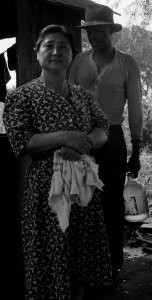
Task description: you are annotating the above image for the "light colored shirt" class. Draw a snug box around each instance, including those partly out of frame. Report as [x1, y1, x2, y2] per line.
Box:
[68, 48, 143, 140]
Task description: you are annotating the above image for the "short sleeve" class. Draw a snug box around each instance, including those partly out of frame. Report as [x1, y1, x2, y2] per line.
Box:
[87, 91, 109, 136]
[125, 55, 143, 140]
[3, 87, 34, 157]
[68, 53, 80, 85]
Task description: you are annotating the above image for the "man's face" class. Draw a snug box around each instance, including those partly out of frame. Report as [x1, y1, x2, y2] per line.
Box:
[86, 26, 112, 51]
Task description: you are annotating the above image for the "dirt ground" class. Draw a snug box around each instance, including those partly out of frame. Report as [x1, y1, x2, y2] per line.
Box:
[101, 221, 152, 300]
[102, 247, 152, 300]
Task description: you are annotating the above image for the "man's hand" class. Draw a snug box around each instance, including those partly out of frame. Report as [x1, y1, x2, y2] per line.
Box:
[126, 139, 142, 178]
[126, 154, 141, 178]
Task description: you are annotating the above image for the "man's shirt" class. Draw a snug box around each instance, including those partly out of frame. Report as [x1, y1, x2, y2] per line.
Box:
[68, 49, 143, 140]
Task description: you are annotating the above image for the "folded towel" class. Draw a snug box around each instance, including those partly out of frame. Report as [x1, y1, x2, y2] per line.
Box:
[48, 150, 104, 232]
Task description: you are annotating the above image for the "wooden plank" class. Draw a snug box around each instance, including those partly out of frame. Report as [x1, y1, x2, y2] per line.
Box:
[38, 3, 82, 51]
[142, 247, 152, 253]
[136, 237, 152, 246]
[16, 0, 38, 86]
[141, 224, 152, 229]
[140, 223, 152, 233]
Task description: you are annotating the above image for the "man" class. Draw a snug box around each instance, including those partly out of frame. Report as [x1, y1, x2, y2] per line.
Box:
[68, 3, 143, 281]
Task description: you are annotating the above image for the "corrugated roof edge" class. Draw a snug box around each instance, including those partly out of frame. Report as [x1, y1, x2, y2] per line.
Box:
[41, 0, 94, 10]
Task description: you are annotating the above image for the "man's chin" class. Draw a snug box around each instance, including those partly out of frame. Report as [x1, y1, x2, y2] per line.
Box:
[90, 43, 105, 51]
[92, 46, 105, 51]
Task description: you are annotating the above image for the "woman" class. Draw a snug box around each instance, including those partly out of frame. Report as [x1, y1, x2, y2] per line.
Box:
[3, 25, 113, 300]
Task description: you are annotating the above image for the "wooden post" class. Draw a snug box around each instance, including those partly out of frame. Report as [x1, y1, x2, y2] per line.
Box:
[0, 134, 24, 298]
[16, 0, 39, 86]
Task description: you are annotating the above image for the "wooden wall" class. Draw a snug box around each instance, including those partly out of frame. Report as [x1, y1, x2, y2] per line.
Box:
[16, 0, 82, 86]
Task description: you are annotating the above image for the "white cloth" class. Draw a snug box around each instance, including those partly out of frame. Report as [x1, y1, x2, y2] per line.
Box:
[48, 150, 104, 232]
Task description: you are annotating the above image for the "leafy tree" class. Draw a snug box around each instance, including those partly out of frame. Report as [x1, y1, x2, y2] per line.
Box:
[106, 0, 152, 28]
[112, 26, 152, 96]
[142, 93, 152, 152]
[81, 29, 91, 51]
[113, 26, 152, 153]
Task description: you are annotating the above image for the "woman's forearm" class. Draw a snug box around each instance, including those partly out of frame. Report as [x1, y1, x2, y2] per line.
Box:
[88, 127, 108, 149]
[25, 128, 108, 154]
[25, 131, 65, 154]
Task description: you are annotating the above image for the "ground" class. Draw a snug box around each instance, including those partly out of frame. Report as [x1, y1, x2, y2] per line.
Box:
[101, 221, 152, 300]
[103, 247, 152, 300]
[84, 220, 152, 300]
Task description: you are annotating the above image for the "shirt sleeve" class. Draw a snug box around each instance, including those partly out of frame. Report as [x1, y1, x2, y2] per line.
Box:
[125, 55, 143, 141]
[86, 90, 109, 137]
[68, 55, 79, 84]
[3, 87, 34, 157]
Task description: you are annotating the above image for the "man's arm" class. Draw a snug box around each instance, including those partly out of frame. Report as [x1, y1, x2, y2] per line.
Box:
[125, 55, 143, 177]
[67, 54, 79, 84]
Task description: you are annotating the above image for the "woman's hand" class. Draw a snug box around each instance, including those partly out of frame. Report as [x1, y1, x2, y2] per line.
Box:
[59, 147, 82, 161]
[63, 131, 94, 154]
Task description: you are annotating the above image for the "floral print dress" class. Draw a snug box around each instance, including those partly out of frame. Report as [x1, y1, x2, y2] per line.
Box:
[3, 78, 113, 300]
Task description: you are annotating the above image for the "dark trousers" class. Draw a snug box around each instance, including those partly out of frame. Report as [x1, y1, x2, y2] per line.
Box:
[91, 125, 127, 274]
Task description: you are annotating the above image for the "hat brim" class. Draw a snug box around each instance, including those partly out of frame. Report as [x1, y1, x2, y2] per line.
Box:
[77, 22, 122, 33]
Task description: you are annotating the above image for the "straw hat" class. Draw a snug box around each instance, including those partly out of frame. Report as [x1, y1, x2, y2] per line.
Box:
[78, 3, 122, 33]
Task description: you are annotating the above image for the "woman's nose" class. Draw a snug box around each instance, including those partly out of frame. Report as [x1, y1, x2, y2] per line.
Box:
[52, 46, 58, 55]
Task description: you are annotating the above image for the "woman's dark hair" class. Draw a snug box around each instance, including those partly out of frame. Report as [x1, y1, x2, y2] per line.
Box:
[34, 24, 78, 58]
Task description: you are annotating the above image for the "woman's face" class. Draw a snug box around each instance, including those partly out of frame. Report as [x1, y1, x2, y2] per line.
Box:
[37, 32, 73, 73]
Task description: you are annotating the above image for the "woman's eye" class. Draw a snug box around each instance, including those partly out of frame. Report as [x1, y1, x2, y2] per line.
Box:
[46, 44, 53, 49]
[60, 45, 68, 50]
[44, 44, 70, 51]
